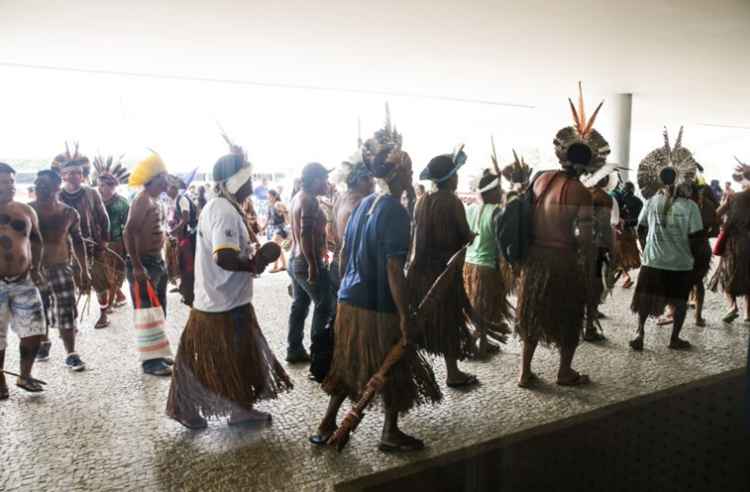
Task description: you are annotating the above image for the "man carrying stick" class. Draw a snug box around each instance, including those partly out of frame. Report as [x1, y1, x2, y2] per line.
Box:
[311, 134, 441, 453]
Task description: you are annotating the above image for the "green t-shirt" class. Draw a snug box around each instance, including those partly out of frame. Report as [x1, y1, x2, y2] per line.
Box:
[639, 193, 703, 271]
[465, 203, 500, 268]
[105, 194, 130, 243]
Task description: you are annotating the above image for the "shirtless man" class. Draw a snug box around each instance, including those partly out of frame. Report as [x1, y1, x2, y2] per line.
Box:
[57, 156, 111, 330]
[31, 170, 90, 371]
[124, 165, 170, 376]
[0, 162, 47, 398]
[286, 162, 334, 364]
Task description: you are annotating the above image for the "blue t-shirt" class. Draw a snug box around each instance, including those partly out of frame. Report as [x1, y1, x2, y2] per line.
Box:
[338, 193, 410, 313]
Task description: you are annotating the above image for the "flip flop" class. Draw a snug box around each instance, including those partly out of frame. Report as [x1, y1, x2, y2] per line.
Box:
[722, 309, 739, 324]
[378, 435, 424, 453]
[228, 411, 272, 425]
[556, 372, 591, 387]
[656, 317, 674, 326]
[0, 385, 8, 400]
[170, 414, 208, 430]
[583, 331, 606, 342]
[16, 376, 44, 393]
[94, 319, 110, 329]
[622, 279, 633, 289]
[446, 374, 479, 388]
[309, 431, 334, 446]
[695, 318, 707, 327]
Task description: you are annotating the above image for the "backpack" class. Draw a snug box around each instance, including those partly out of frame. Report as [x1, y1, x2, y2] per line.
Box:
[494, 171, 557, 265]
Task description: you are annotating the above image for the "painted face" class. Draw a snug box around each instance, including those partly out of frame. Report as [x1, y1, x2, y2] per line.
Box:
[34, 174, 60, 200]
[0, 172, 15, 203]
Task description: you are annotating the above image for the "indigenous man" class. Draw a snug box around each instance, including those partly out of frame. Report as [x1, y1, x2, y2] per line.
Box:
[631, 128, 703, 350]
[581, 164, 619, 341]
[166, 175, 198, 306]
[167, 147, 292, 430]
[463, 170, 511, 357]
[408, 148, 478, 388]
[312, 139, 441, 452]
[0, 162, 46, 398]
[515, 85, 604, 388]
[330, 151, 375, 286]
[286, 162, 335, 364]
[615, 182, 643, 289]
[52, 145, 111, 330]
[711, 158, 750, 323]
[93, 156, 130, 311]
[30, 170, 90, 371]
[124, 153, 171, 376]
[499, 152, 533, 293]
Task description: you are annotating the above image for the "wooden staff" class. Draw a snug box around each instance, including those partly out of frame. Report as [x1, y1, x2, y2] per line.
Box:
[1, 369, 47, 386]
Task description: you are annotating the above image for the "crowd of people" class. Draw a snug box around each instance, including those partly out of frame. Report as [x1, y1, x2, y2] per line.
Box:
[1, 87, 749, 454]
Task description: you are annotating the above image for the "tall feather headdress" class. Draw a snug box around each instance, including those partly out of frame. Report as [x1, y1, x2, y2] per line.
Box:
[51, 141, 91, 176]
[362, 102, 407, 180]
[91, 154, 129, 185]
[637, 126, 699, 199]
[732, 156, 750, 184]
[501, 149, 533, 185]
[553, 82, 610, 173]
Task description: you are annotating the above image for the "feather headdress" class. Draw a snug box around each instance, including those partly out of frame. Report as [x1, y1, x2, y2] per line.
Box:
[637, 126, 699, 199]
[732, 156, 750, 185]
[91, 154, 129, 185]
[362, 103, 408, 181]
[52, 141, 90, 175]
[553, 82, 610, 173]
[501, 149, 533, 185]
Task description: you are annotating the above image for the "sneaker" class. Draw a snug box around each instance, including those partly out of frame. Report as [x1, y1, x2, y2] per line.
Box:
[65, 353, 86, 372]
[36, 341, 52, 362]
[143, 359, 172, 377]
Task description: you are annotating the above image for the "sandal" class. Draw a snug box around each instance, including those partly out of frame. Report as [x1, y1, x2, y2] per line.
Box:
[556, 372, 591, 387]
[94, 319, 110, 329]
[695, 318, 706, 327]
[16, 376, 45, 393]
[668, 338, 691, 350]
[309, 431, 334, 446]
[378, 434, 425, 453]
[622, 278, 634, 289]
[446, 373, 479, 388]
[583, 331, 606, 342]
[0, 384, 8, 400]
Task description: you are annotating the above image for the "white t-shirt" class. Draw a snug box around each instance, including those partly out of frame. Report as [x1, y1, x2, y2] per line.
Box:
[193, 197, 254, 312]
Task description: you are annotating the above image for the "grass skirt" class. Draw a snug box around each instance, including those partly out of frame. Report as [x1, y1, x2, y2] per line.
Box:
[499, 256, 519, 295]
[407, 261, 475, 359]
[631, 266, 691, 317]
[615, 228, 641, 271]
[322, 303, 442, 415]
[463, 263, 512, 340]
[515, 246, 585, 347]
[709, 231, 750, 297]
[166, 303, 292, 420]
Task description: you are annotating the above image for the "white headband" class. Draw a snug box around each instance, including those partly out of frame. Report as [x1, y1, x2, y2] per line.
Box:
[225, 165, 254, 194]
[478, 177, 500, 193]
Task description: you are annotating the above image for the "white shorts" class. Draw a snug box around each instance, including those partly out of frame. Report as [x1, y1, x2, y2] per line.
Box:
[0, 276, 46, 351]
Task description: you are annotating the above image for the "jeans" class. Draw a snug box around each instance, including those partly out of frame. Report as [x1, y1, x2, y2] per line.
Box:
[287, 255, 335, 357]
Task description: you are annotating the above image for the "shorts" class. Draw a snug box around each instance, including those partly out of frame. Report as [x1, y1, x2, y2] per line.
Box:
[40, 264, 78, 332]
[0, 276, 46, 351]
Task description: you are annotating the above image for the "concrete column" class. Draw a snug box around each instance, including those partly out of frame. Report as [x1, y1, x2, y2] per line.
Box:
[609, 93, 633, 181]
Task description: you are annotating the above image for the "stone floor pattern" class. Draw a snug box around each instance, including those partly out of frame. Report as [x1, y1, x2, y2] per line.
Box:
[1, 272, 748, 491]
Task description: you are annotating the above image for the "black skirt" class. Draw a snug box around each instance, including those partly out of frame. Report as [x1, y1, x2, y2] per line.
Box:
[631, 266, 691, 317]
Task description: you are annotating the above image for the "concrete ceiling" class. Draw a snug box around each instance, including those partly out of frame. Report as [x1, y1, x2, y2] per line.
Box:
[2, 0, 749, 125]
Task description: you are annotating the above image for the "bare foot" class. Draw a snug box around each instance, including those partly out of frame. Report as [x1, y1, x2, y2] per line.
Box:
[517, 372, 538, 388]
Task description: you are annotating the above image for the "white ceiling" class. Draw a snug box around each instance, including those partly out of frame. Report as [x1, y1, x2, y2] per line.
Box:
[2, 0, 749, 125]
